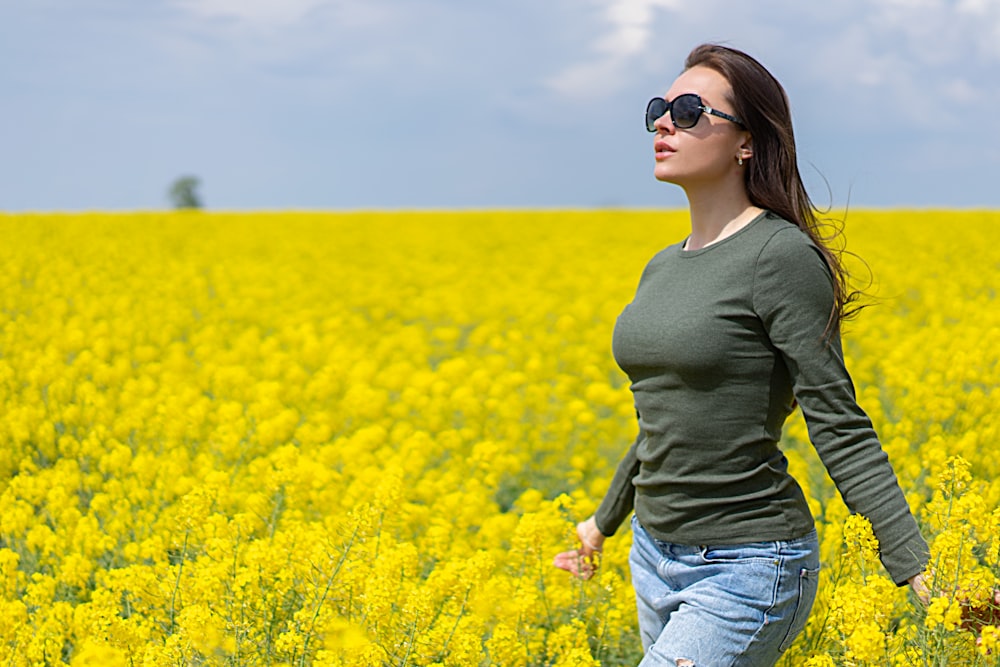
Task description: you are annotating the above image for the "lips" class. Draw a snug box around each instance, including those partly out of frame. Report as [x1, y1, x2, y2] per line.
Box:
[654, 140, 676, 160]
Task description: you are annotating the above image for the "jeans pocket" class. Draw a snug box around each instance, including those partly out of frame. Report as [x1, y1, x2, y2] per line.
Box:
[700, 543, 779, 564]
[778, 566, 820, 652]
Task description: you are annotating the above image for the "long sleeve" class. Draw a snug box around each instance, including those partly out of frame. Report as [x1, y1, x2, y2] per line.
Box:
[752, 228, 929, 585]
[594, 429, 643, 536]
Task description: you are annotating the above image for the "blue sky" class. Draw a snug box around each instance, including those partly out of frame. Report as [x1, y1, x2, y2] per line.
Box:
[2, 0, 999, 211]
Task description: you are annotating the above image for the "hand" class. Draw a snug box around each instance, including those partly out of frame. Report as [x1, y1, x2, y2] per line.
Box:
[909, 572, 930, 605]
[962, 588, 1000, 634]
[553, 516, 606, 580]
[909, 572, 1000, 640]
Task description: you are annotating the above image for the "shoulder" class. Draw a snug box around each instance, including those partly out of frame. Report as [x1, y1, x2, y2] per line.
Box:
[637, 241, 683, 278]
[751, 213, 835, 317]
[754, 213, 831, 279]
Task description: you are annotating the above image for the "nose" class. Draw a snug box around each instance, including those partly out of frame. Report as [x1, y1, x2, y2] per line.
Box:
[653, 111, 675, 133]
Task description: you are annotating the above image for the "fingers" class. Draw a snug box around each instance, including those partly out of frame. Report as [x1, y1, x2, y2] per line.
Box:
[961, 588, 1000, 631]
[576, 517, 606, 557]
[552, 515, 606, 580]
[553, 549, 597, 580]
[909, 572, 930, 606]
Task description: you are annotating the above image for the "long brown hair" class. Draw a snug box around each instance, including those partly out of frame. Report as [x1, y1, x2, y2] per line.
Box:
[684, 43, 863, 333]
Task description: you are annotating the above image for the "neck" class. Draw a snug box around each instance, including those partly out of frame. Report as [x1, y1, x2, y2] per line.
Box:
[683, 182, 761, 251]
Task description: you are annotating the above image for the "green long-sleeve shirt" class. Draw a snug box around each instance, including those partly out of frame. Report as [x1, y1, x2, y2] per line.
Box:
[595, 211, 928, 585]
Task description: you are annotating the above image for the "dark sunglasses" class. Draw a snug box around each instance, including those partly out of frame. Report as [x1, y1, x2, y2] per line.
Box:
[645, 94, 744, 131]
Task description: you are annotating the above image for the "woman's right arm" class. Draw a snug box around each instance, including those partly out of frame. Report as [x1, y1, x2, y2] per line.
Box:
[593, 430, 642, 536]
[554, 430, 642, 578]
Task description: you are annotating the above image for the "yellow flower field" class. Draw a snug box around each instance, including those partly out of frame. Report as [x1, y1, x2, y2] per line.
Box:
[0, 210, 998, 666]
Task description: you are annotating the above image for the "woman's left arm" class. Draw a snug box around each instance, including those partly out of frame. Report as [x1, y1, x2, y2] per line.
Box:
[752, 227, 930, 586]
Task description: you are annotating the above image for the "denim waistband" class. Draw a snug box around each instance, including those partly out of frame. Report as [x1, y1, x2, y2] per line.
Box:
[633, 515, 818, 555]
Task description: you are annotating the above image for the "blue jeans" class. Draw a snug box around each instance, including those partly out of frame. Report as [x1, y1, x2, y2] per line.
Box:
[629, 515, 820, 666]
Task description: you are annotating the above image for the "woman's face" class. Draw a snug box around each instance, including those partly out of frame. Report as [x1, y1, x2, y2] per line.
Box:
[651, 65, 749, 188]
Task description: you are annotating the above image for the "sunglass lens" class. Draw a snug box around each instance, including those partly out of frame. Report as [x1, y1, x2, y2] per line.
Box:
[671, 94, 702, 129]
[646, 98, 667, 132]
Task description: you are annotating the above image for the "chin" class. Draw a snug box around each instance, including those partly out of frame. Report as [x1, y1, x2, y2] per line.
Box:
[653, 168, 680, 185]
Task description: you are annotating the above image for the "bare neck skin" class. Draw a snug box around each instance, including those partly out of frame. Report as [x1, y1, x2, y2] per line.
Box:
[683, 179, 763, 251]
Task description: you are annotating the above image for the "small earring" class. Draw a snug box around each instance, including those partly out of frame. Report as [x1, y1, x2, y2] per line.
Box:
[737, 155, 744, 166]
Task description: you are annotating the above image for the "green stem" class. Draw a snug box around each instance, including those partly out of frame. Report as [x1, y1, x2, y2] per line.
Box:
[168, 529, 190, 634]
[439, 588, 471, 657]
[298, 525, 359, 666]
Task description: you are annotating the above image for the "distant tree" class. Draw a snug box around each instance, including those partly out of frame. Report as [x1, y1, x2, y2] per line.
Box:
[168, 175, 203, 209]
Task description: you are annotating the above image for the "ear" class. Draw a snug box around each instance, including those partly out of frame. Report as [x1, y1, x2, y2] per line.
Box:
[738, 135, 753, 161]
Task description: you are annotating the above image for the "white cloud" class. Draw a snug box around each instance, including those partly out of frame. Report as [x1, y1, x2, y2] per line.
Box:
[871, 0, 1000, 65]
[547, 0, 681, 98]
[942, 77, 979, 104]
[170, 0, 330, 25]
[547, 0, 1000, 110]
[168, 0, 392, 31]
[546, 58, 627, 99]
[956, 0, 1000, 59]
[599, 0, 681, 57]
[748, 0, 1000, 130]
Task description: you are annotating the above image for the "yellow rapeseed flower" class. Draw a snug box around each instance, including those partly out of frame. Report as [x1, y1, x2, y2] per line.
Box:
[0, 210, 996, 665]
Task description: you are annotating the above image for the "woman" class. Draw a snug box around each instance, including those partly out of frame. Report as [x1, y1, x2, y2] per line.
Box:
[553, 44, 929, 665]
